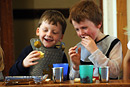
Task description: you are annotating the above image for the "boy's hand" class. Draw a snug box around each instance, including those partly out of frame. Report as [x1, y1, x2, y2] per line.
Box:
[23, 51, 40, 68]
[81, 36, 98, 53]
[68, 46, 81, 70]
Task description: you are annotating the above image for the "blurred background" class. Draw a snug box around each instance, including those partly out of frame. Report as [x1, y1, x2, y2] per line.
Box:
[0, 0, 130, 76]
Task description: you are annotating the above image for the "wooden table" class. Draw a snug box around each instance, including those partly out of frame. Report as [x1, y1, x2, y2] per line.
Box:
[0, 80, 130, 87]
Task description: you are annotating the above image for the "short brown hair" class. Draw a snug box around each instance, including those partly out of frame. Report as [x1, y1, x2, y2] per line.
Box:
[69, 0, 102, 26]
[38, 10, 67, 34]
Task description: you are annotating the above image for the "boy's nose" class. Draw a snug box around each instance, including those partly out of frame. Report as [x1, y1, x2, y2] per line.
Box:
[79, 29, 85, 36]
[46, 31, 52, 36]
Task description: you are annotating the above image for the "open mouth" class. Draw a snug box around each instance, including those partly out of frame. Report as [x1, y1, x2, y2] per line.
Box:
[44, 38, 53, 42]
[81, 36, 85, 38]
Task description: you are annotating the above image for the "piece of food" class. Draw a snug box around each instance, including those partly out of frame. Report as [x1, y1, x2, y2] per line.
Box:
[92, 78, 96, 83]
[34, 41, 41, 48]
[45, 79, 51, 82]
[38, 51, 44, 58]
[74, 78, 80, 83]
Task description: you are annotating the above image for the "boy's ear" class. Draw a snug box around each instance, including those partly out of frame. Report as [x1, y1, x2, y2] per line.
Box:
[97, 22, 102, 29]
[36, 28, 39, 36]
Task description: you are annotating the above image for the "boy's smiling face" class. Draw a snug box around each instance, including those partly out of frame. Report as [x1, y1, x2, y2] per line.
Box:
[36, 21, 63, 47]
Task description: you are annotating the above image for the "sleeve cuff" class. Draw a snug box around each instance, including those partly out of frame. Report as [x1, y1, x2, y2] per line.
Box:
[69, 67, 79, 80]
[72, 67, 79, 73]
[17, 60, 28, 73]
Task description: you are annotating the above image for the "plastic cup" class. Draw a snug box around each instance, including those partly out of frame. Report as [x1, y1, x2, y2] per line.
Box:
[53, 63, 68, 81]
[79, 65, 93, 83]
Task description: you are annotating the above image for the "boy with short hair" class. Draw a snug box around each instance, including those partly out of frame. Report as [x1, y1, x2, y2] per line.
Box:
[68, 0, 122, 79]
[9, 10, 68, 78]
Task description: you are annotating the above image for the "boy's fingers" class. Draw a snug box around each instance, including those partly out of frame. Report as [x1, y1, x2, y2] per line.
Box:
[30, 57, 40, 62]
[68, 50, 76, 55]
[69, 46, 77, 51]
[30, 62, 38, 66]
[68, 46, 77, 54]
[70, 54, 77, 59]
[78, 47, 81, 55]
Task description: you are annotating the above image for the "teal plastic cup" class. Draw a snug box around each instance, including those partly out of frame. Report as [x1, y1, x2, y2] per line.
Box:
[79, 65, 93, 83]
[53, 63, 68, 81]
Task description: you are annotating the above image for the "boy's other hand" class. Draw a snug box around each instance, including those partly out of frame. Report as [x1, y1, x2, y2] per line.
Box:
[68, 46, 81, 70]
[23, 51, 40, 68]
[81, 36, 98, 53]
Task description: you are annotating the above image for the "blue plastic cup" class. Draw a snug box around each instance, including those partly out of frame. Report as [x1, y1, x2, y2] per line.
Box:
[53, 63, 68, 81]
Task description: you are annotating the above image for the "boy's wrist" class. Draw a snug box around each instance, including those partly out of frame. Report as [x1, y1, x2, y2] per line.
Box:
[73, 65, 79, 71]
[90, 48, 98, 54]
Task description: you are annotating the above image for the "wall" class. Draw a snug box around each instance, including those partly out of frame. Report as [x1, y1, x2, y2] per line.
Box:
[103, 0, 117, 37]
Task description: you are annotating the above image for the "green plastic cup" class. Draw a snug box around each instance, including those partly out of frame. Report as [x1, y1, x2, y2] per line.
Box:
[79, 65, 93, 83]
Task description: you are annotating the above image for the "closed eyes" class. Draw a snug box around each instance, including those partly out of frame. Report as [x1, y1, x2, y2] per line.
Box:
[81, 27, 87, 29]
